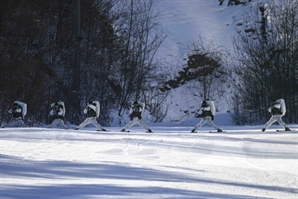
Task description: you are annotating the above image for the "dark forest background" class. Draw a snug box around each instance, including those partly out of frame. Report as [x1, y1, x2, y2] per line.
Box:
[0, 0, 297, 126]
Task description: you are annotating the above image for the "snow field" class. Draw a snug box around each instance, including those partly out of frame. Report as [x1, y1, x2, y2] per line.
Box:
[1, 126, 297, 198]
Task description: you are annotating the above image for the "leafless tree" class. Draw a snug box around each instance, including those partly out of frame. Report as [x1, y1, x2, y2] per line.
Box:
[161, 37, 231, 103]
[186, 38, 231, 101]
[232, 0, 298, 124]
[113, 0, 168, 117]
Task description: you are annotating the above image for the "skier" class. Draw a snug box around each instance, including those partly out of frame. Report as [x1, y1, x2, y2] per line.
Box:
[262, 99, 291, 132]
[2, 101, 27, 127]
[191, 100, 222, 133]
[47, 102, 68, 129]
[121, 101, 152, 133]
[75, 101, 107, 131]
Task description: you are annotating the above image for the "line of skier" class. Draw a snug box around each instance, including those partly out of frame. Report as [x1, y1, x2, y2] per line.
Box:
[1, 100, 152, 132]
[1, 98, 292, 132]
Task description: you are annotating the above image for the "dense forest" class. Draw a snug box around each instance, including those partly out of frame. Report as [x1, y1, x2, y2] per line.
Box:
[0, 0, 168, 126]
[0, 0, 297, 126]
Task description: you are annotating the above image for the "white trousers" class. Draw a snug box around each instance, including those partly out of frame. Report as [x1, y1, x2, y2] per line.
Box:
[77, 117, 104, 130]
[3, 118, 26, 127]
[122, 117, 150, 131]
[193, 117, 220, 130]
[48, 119, 68, 129]
[264, 115, 287, 129]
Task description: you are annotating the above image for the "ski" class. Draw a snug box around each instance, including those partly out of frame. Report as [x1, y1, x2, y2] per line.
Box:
[209, 131, 225, 133]
[121, 130, 152, 133]
[276, 130, 293, 132]
[97, 129, 109, 132]
[191, 130, 224, 133]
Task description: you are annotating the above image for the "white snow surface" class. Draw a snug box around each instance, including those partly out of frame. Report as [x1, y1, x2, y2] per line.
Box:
[2, 1, 297, 198]
[156, 0, 238, 62]
[1, 123, 297, 199]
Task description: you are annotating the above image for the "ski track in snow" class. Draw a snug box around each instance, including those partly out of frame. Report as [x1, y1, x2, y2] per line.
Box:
[0, 126, 297, 199]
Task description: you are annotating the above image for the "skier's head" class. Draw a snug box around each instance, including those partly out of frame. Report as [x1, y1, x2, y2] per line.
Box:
[88, 101, 96, 106]
[133, 101, 138, 106]
[53, 102, 58, 108]
[13, 103, 20, 110]
[87, 101, 92, 105]
[13, 103, 18, 109]
[202, 100, 207, 106]
[271, 99, 277, 105]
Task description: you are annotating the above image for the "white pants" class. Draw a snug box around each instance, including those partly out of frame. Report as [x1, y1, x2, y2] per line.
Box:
[122, 117, 150, 131]
[48, 119, 68, 129]
[77, 117, 104, 130]
[3, 118, 26, 127]
[264, 115, 287, 129]
[193, 117, 220, 130]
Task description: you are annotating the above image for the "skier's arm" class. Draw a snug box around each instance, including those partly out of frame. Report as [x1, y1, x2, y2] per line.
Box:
[198, 108, 203, 115]
[128, 107, 133, 114]
[50, 106, 58, 115]
[50, 109, 55, 115]
[58, 108, 64, 116]
[15, 107, 22, 113]
[138, 107, 142, 119]
[203, 106, 211, 111]
[83, 108, 88, 114]
[88, 104, 96, 111]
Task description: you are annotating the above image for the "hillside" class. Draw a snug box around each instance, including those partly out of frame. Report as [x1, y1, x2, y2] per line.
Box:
[153, 0, 249, 123]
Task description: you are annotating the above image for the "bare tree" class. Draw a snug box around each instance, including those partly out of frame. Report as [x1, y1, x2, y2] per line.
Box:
[161, 37, 231, 103]
[186, 38, 231, 101]
[0, 0, 169, 126]
[77, 0, 120, 125]
[232, 0, 298, 124]
[113, 0, 168, 117]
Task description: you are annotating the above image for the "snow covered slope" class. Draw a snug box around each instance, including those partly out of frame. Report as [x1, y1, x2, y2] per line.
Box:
[156, 0, 240, 62]
[1, 125, 297, 198]
[153, 0, 250, 122]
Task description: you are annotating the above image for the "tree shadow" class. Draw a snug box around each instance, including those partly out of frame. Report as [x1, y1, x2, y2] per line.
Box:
[1, 154, 296, 199]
